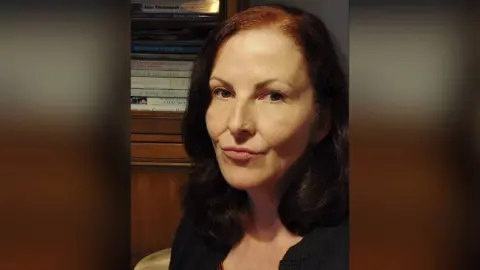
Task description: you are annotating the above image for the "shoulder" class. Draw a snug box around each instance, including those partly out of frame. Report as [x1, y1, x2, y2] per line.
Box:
[169, 216, 228, 270]
[309, 219, 349, 269]
[169, 217, 202, 270]
[282, 219, 349, 270]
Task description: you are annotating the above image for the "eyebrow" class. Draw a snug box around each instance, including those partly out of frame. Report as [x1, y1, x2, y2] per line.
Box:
[209, 76, 293, 90]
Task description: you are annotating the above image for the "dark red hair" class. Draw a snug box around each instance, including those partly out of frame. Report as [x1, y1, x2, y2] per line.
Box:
[181, 4, 349, 249]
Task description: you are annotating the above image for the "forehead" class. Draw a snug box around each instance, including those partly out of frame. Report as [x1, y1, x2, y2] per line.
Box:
[211, 28, 309, 88]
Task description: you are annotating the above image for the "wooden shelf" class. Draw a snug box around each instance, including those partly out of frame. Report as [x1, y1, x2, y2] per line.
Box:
[132, 142, 188, 160]
[131, 110, 184, 120]
[131, 110, 184, 135]
[131, 133, 183, 143]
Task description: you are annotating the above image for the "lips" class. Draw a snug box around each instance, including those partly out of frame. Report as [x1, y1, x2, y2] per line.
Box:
[221, 146, 263, 161]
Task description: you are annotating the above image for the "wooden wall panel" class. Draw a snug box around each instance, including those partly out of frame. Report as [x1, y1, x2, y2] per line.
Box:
[131, 143, 188, 161]
[131, 112, 183, 135]
[131, 165, 189, 267]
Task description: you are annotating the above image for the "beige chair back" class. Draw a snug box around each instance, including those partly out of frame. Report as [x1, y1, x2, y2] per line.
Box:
[134, 248, 171, 270]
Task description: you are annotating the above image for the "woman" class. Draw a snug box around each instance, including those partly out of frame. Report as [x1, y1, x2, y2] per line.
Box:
[170, 4, 348, 270]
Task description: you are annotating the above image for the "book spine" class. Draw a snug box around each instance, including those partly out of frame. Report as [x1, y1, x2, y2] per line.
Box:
[144, 97, 187, 105]
[131, 104, 186, 112]
[131, 97, 187, 112]
[131, 89, 189, 98]
[131, 96, 187, 104]
[139, 10, 215, 15]
[131, 53, 197, 61]
[140, 6, 196, 14]
[131, 69, 191, 78]
[140, 2, 219, 13]
[131, 40, 204, 46]
[131, 44, 201, 54]
[131, 59, 193, 71]
[131, 13, 217, 19]
[131, 77, 190, 90]
[131, 13, 219, 23]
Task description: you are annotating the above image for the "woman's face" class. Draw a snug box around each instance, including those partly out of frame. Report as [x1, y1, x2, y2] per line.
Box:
[206, 28, 322, 192]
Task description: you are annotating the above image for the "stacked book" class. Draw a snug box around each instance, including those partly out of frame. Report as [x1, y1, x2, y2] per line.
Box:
[131, 0, 220, 21]
[131, 56, 193, 112]
[130, 0, 221, 112]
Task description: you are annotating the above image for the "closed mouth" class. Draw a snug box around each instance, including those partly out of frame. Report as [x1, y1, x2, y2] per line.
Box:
[220, 146, 264, 161]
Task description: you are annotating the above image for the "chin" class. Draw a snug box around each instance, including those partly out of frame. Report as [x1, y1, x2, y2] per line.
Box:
[219, 168, 270, 191]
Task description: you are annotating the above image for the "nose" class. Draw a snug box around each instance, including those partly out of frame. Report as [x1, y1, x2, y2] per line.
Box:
[227, 100, 256, 141]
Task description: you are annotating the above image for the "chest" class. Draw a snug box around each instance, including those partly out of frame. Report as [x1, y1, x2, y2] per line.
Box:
[223, 247, 284, 270]
[220, 237, 301, 270]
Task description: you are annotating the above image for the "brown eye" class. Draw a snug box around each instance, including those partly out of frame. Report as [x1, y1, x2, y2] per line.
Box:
[213, 88, 233, 99]
[260, 91, 285, 103]
[268, 92, 284, 102]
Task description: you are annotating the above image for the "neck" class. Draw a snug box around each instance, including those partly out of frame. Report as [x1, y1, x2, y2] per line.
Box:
[245, 188, 285, 242]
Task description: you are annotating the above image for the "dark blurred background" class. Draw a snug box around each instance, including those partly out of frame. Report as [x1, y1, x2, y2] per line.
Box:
[0, 1, 131, 270]
[0, 0, 477, 270]
[349, 1, 478, 270]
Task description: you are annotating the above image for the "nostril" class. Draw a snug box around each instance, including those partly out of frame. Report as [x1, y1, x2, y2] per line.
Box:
[231, 130, 252, 144]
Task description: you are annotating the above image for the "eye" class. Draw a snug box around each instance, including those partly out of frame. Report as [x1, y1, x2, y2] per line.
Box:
[261, 91, 285, 103]
[212, 87, 234, 99]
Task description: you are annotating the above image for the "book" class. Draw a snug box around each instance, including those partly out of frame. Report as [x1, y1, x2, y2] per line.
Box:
[131, 0, 220, 14]
[131, 69, 192, 78]
[132, 29, 210, 42]
[131, 96, 187, 111]
[131, 59, 194, 71]
[131, 0, 220, 21]
[131, 104, 186, 112]
[131, 89, 189, 98]
[131, 44, 202, 54]
[131, 13, 218, 21]
[130, 0, 221, 112]
[131, 39, 205, 46]
[131, 77, 191, 89]
[131, 53, 197, 61]
[131, 96, 187, 104]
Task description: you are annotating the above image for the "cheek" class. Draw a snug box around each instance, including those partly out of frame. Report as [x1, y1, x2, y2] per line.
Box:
[261, 120, 312, 161]
[205, 102, 229, 140]
[256, 106, 315, 155]
[256, 116, 313, 184]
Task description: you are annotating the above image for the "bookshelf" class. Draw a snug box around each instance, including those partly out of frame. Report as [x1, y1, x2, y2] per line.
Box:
[130, 1, 249, 268]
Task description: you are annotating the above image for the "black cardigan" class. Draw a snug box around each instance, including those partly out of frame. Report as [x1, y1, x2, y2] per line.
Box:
[169, 217, 349, 270]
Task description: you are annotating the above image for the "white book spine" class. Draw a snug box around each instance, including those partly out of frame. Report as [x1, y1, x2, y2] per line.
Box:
[131, 60, 193, 71]
[131, 77, 191, 90]
[141, 5, 189, 13]
[131, 89, 189, 98]
[131, 104, 186, 112]
[146, 97, 187, 106]
[131, 69, 192, 78]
